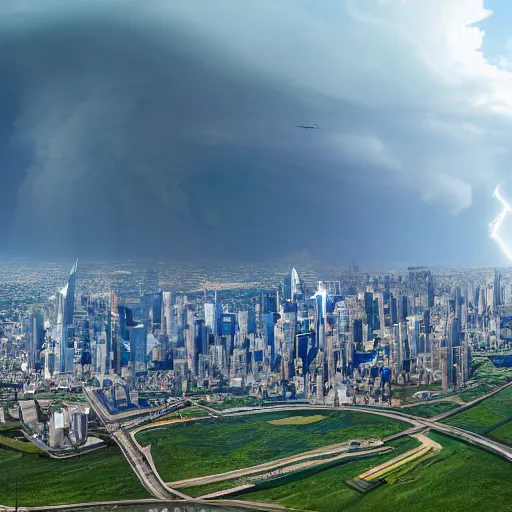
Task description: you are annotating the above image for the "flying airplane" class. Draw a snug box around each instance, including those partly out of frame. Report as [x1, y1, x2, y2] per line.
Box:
[297, 123, 320, 129]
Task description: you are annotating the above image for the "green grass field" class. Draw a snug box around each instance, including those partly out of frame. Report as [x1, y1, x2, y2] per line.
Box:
[158, 406, 209, 421]
[0, 445, 150, 507]
[443, 385, 512, 435]
[470, 358, 512, 387]
[488, 421, 512, 444]
[240, 433, 511, 512]
[0, 422, 22, 433]
[400, 401, 459, 418]
[183, 436, 420, 498]
[456, 383, 493, 403]
[198, 396, 264, 410]
[136, 410, 409, 482]
[0, 434, 43, 454]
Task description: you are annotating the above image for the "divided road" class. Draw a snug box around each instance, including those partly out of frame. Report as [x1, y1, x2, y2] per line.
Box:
[83, 387, 187, 500]
[168, 440, 387, 489]
[432, 379, 512, 421]
[198, 402, 512, 464]
[82, 383, 512, 506]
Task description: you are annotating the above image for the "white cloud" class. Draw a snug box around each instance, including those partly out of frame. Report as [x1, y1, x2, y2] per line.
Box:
[331, 133, 402, 172]
[421, 173, 472, 214]
[4, 0, 512, 220]
[154, 0, 512, 215]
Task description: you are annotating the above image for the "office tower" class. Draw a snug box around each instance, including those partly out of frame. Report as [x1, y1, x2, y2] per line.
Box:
[398, 295, 409, 322]
[364, 292, 374, 339]
[64, 259, 78, 327]
[118, 305, 136, 341]
[204, 302, 215, 330]
[141, 293, 162, 333]
[108, 294, 119, 374]
[424, 308, 431, 335]
[161, 291, 173, 336]
[494, 269, 502, 314]
[337, 301, 349, 333]
[28, 310, 44, 370]
[353, 318, 363, 349]
[52, 259, 78, 374]
[238, 311, 249, 339]
[312, 284, 327, 349]
[283, 272, 292, 302]
[261, 292, 278, 315]
[391, 296, 398, 325]
[427, 271, 435, 308]
[374, 293, 384, 331]
[220, 313, 237, 358]
[129, 324, 147, 368]
[193, 319, 208, 373]
[291, 268, 301, 300]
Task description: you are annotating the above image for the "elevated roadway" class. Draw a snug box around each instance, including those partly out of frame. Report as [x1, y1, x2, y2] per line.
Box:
[0, 498, 290, 512]
[168, 439, 387, 489]
[79, 385, 512, 508]
[83, 387, 187, 500]
[191, 401, 512, 463]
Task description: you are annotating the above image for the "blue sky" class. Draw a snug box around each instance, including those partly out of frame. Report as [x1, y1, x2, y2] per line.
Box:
[480, 0, 512, 57]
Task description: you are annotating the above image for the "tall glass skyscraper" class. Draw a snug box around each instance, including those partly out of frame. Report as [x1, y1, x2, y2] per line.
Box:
[53, 259, 78, 374]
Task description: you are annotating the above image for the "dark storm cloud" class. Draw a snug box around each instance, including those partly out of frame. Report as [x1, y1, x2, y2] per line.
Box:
[1, 1, 511, 266]
[0, 5, 389, 263]
[0, 8, 345, 260]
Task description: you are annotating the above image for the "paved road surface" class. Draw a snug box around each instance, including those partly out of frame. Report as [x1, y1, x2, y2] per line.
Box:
[1, 498, 290, 512]
[432, 379, 512, 421]
[83, 387, 187, 500]
[168, 440, 385, 489]
[193, 402, 512, 463]
[77, 384, 512, 510]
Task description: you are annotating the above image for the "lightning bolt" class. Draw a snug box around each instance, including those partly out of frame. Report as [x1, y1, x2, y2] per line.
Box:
[489, 185, 512, 261]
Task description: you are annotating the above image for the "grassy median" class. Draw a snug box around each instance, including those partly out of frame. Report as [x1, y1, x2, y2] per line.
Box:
[240, 433, 511, 511]
[136, 410, 410, 482]
[443, 385, 512, 436]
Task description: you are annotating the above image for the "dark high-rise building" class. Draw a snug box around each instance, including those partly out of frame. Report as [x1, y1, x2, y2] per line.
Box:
[427, 271, 435, 308]
[141, 293, 162, 333]
[262, 293, 278, 314]
[364, 292, 374, 338]
[401, 295, 409, 322]
[28, 311, 44, 370]
[373, 297, 380, 331]
[353, 318, 363, 348]
[283, 272, 292, 302]
[494, 269, 502, 313]
[129, 324, 147, 365]
[391, 296, 398, 324]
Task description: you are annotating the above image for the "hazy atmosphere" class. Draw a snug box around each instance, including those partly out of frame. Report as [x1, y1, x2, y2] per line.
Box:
[2, 0, 512, 265]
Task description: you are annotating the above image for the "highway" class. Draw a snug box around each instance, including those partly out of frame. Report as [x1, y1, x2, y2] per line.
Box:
[346, 405, 512, 463]
[432, 379, 512, 421]
[82, 387, 188, 500]
[191, 400, 512, 464]
[79, 383, 512, 508]
[0, 498, 291, 512]
[168, 439, 387, 489]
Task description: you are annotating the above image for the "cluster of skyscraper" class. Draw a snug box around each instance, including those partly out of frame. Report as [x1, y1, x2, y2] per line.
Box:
[23, 261, 512, 404]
